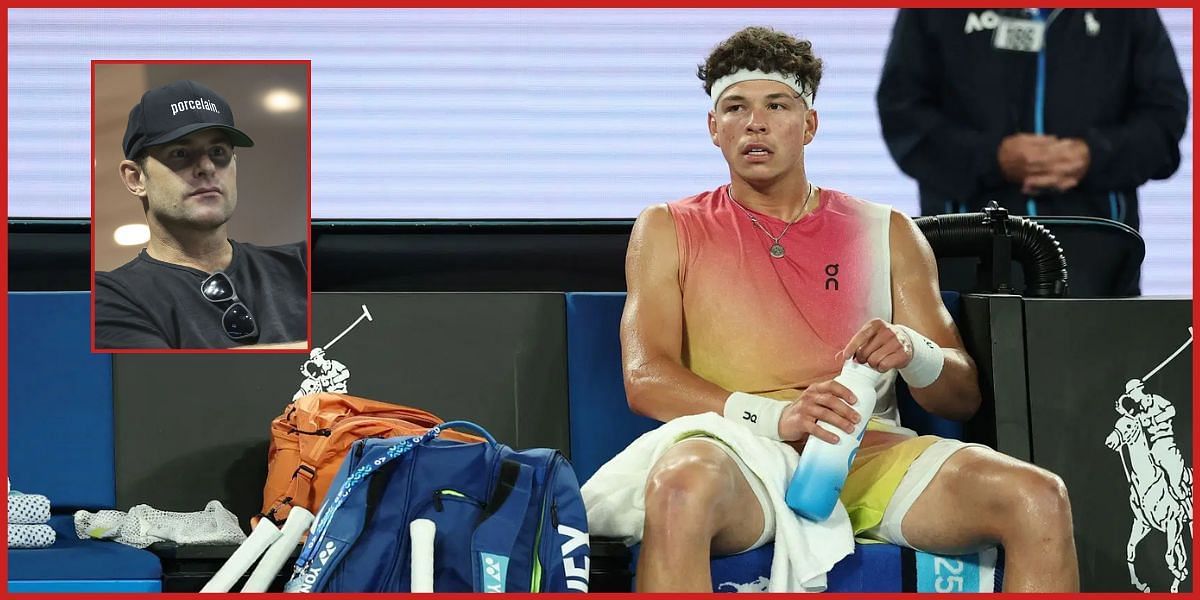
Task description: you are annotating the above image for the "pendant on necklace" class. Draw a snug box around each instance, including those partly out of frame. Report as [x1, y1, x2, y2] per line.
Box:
[770, 243, 786, 258]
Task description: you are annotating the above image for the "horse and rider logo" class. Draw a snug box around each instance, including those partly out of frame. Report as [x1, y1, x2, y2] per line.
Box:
[292, 305, 373, 401]
[1105, 327, 1193, 593]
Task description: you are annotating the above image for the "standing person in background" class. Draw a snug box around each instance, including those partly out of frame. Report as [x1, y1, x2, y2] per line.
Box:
[876, 9, 1188, 292]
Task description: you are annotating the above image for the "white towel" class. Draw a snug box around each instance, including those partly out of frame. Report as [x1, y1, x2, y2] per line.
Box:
[581, 412, 854, 592]
[8, 492, 52, 524]
[9, 524, 56, 549]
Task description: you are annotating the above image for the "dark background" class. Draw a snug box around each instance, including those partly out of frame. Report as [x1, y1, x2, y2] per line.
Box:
[1025, 298, 1192, 593]
[112, 292, 570, 527]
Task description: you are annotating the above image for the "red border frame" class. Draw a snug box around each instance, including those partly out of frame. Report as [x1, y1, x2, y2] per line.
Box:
[89, 59, 313, 354]
[1, 5, 1196, 599]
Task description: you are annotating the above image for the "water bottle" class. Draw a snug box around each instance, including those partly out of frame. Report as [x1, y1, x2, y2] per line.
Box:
[785, 359, 885, 520]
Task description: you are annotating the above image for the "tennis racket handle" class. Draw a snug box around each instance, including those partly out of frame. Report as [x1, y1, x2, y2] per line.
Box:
[409, 518, 436, 592]
[201, 519, 282, 593]
[241, 507, 315, 592]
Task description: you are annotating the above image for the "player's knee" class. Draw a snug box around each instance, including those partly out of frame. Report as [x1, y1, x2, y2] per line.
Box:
[1006, 467, 1073, 532]
[644, 451, 734, 523]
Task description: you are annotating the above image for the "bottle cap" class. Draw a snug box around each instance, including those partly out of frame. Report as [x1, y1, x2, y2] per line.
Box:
[841, 358, 886, 383]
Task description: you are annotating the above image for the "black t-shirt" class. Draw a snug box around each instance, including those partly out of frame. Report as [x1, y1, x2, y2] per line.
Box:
[95, 240, 308, 349]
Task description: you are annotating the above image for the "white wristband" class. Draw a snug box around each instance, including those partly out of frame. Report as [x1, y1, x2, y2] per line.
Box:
[897, 325, 945, 389]
[723, 392, 785, 440]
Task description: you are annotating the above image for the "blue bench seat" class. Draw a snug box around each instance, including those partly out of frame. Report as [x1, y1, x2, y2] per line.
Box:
[7, 292, 162, 592]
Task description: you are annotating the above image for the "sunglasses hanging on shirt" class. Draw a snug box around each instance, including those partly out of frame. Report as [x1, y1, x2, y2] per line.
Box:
[200, 271, 259, 343]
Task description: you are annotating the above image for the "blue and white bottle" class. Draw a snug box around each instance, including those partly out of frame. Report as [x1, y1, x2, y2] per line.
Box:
[785, 359, 885, 520]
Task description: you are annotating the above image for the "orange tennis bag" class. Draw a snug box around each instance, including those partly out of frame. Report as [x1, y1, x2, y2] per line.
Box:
[256, 392, 483, 526]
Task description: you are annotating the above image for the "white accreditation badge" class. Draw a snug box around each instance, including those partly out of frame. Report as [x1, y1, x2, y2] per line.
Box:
[992, 17, 1045, 53]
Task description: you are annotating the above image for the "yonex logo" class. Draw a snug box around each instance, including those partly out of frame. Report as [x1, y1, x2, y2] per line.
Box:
[318, 541, 337, 565]
[480, 553, 509, 592]
[289, 566, 322, 593]
[558, 524, 590, 592]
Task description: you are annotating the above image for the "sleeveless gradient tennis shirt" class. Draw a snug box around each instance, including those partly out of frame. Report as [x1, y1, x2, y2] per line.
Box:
[668, 184, 909, 431]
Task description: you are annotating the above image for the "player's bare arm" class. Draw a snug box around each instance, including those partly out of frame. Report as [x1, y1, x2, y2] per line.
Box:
[839, 210, 981, 421]
[621, 204, 732, 422]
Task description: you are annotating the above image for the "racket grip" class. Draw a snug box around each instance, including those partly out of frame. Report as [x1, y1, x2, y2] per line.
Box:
[201, 519, 282, 593]
[241, 507, 315, 592]
[409, 518, 436, 592]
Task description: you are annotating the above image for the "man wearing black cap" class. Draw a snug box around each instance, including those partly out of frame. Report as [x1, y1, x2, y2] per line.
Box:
[95, 80, 307, 349]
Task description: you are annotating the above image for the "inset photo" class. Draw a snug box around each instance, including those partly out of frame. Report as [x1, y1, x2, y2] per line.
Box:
[92, 61, 311, 351]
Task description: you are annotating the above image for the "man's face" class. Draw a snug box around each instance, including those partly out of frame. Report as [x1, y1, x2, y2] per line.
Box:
[708, 79, 817, 186]
[128, 129, 238, 231]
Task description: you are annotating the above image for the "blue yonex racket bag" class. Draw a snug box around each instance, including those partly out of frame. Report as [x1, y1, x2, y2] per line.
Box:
[285, 421, 590, 593]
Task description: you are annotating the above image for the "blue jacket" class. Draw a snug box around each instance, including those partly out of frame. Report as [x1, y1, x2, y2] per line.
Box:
[877, 9, 1188, 229]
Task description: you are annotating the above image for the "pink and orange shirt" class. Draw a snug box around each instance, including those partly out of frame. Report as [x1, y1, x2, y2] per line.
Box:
[668, 185, 909, 431]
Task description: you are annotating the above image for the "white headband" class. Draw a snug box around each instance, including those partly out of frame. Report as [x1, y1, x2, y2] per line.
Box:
[710, 69, 813, 109]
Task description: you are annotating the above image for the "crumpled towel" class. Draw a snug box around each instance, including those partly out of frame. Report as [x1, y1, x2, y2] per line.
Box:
[74, 499, 247, 549]
[581, 412, 854, 592]
[8, 492, 52, 524]
[9, 524, 56, 549]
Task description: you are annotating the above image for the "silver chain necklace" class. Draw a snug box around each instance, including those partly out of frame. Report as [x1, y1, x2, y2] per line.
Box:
[733, 183, 815, 259]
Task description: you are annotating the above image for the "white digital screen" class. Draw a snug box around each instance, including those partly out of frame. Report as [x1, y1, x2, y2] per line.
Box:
[7, 8, 1193, 294]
